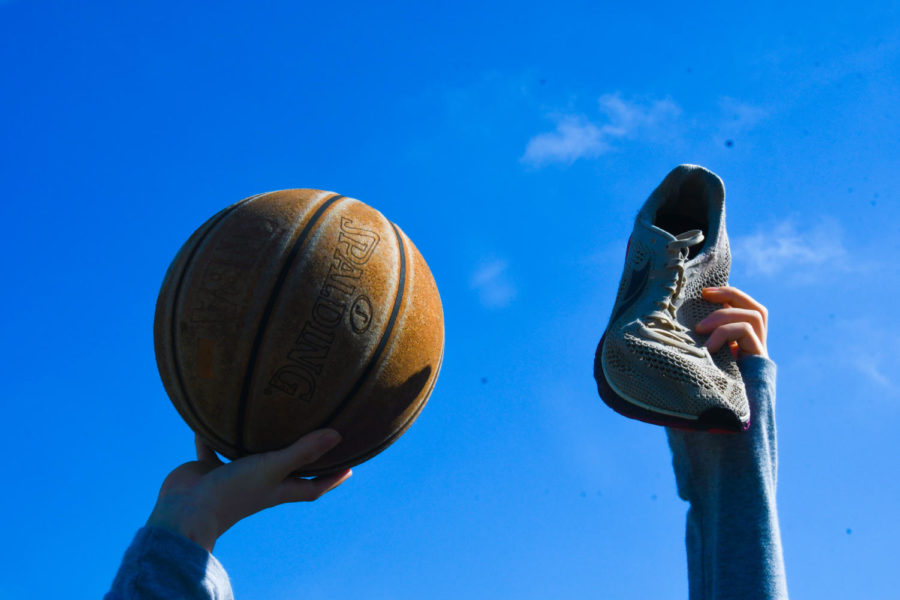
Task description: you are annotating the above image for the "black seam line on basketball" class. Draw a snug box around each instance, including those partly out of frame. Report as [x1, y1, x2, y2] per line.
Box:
[169, 195, 262, 455]
[234, 194, 346, 453]
[321, 221, 407, 430]
[304, 349, 439, 476]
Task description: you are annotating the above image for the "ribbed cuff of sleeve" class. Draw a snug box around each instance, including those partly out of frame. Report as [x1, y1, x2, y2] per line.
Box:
[737, 354, 777, 388]
[105, 526, 233, 600]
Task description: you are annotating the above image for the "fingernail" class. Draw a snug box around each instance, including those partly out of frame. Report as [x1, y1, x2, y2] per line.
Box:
[702, 287, 718, 293]
[695, 321, 708, 332]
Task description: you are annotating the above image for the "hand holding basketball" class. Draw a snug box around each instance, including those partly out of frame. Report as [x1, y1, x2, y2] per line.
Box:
[146, 429, 352, 552]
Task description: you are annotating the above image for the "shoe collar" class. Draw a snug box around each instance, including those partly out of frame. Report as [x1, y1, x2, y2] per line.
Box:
[636, 164, 727, 258]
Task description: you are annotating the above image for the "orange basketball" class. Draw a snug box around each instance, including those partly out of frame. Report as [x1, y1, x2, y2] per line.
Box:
[153, 190, 444, 475]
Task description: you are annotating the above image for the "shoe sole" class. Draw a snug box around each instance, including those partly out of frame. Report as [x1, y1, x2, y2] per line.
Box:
[594, 333, 747, 433]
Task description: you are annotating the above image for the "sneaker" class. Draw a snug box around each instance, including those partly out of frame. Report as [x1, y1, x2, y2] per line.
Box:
[593, 165, 749, 432]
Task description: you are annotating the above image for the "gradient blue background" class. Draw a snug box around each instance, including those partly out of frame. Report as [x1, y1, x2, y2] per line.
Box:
[2, 1, 898, 598]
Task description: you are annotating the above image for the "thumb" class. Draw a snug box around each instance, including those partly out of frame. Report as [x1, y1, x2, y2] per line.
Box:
[274, 469, 353, 505]
[265, 429, 343, 479]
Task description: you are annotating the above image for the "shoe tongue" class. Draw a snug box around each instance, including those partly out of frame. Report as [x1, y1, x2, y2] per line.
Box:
[642, 221, 707, 261]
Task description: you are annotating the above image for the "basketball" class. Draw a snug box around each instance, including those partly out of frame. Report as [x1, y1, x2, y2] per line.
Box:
[153, 190, 444, 476]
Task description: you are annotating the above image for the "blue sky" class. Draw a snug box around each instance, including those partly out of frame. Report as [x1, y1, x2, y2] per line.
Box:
[1, 1, 898, 598]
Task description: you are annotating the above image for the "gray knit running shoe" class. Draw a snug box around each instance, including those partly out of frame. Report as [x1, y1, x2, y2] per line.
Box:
[593, 165, 749, 432]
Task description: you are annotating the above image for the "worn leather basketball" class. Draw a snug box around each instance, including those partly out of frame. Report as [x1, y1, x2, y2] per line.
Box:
[153, 190, 444, 475]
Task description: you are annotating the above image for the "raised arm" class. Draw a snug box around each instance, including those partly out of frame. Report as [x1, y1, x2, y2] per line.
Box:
[667, 286, 788, 600]
[106, 429, 351, 599]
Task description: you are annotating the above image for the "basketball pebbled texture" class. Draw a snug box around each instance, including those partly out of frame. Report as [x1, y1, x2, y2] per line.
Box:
[153, 190, 444, 476]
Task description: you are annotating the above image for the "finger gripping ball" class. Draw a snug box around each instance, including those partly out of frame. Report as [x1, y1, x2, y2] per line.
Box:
[153, 190, 444, 475]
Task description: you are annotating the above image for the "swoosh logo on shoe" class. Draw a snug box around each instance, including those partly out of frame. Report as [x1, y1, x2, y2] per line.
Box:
[610, 259, 650, 326]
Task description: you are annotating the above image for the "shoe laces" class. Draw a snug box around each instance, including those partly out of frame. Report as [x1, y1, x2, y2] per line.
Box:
[644, 229, 705, 346]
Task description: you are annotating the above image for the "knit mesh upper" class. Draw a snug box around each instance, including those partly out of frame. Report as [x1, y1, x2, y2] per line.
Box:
[599, 165, 749, 427]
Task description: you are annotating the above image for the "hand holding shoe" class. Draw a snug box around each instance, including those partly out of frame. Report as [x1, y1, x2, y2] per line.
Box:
[696, 287, 769, 359]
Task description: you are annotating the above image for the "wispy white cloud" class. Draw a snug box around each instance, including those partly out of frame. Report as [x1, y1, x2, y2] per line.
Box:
[853, 356, 893, 389]
[597, 93, 682, 138]
[731, 217, 857, 283]
[470, 258, 516, 309]
[716, 97, 769, 134]
[521, 93, 680, 166]
[835, 318, 900, 397]
[789, 315, 900, 406]
[520, 116, 610, 166]
[521, 92, 771, 165]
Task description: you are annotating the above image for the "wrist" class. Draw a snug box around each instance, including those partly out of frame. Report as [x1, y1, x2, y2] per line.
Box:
[146, 495, 219, 553]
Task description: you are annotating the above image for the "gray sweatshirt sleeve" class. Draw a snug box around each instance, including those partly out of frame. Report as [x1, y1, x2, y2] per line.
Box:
[105, 526, 234, 600]
[666, 355, 788, 600]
